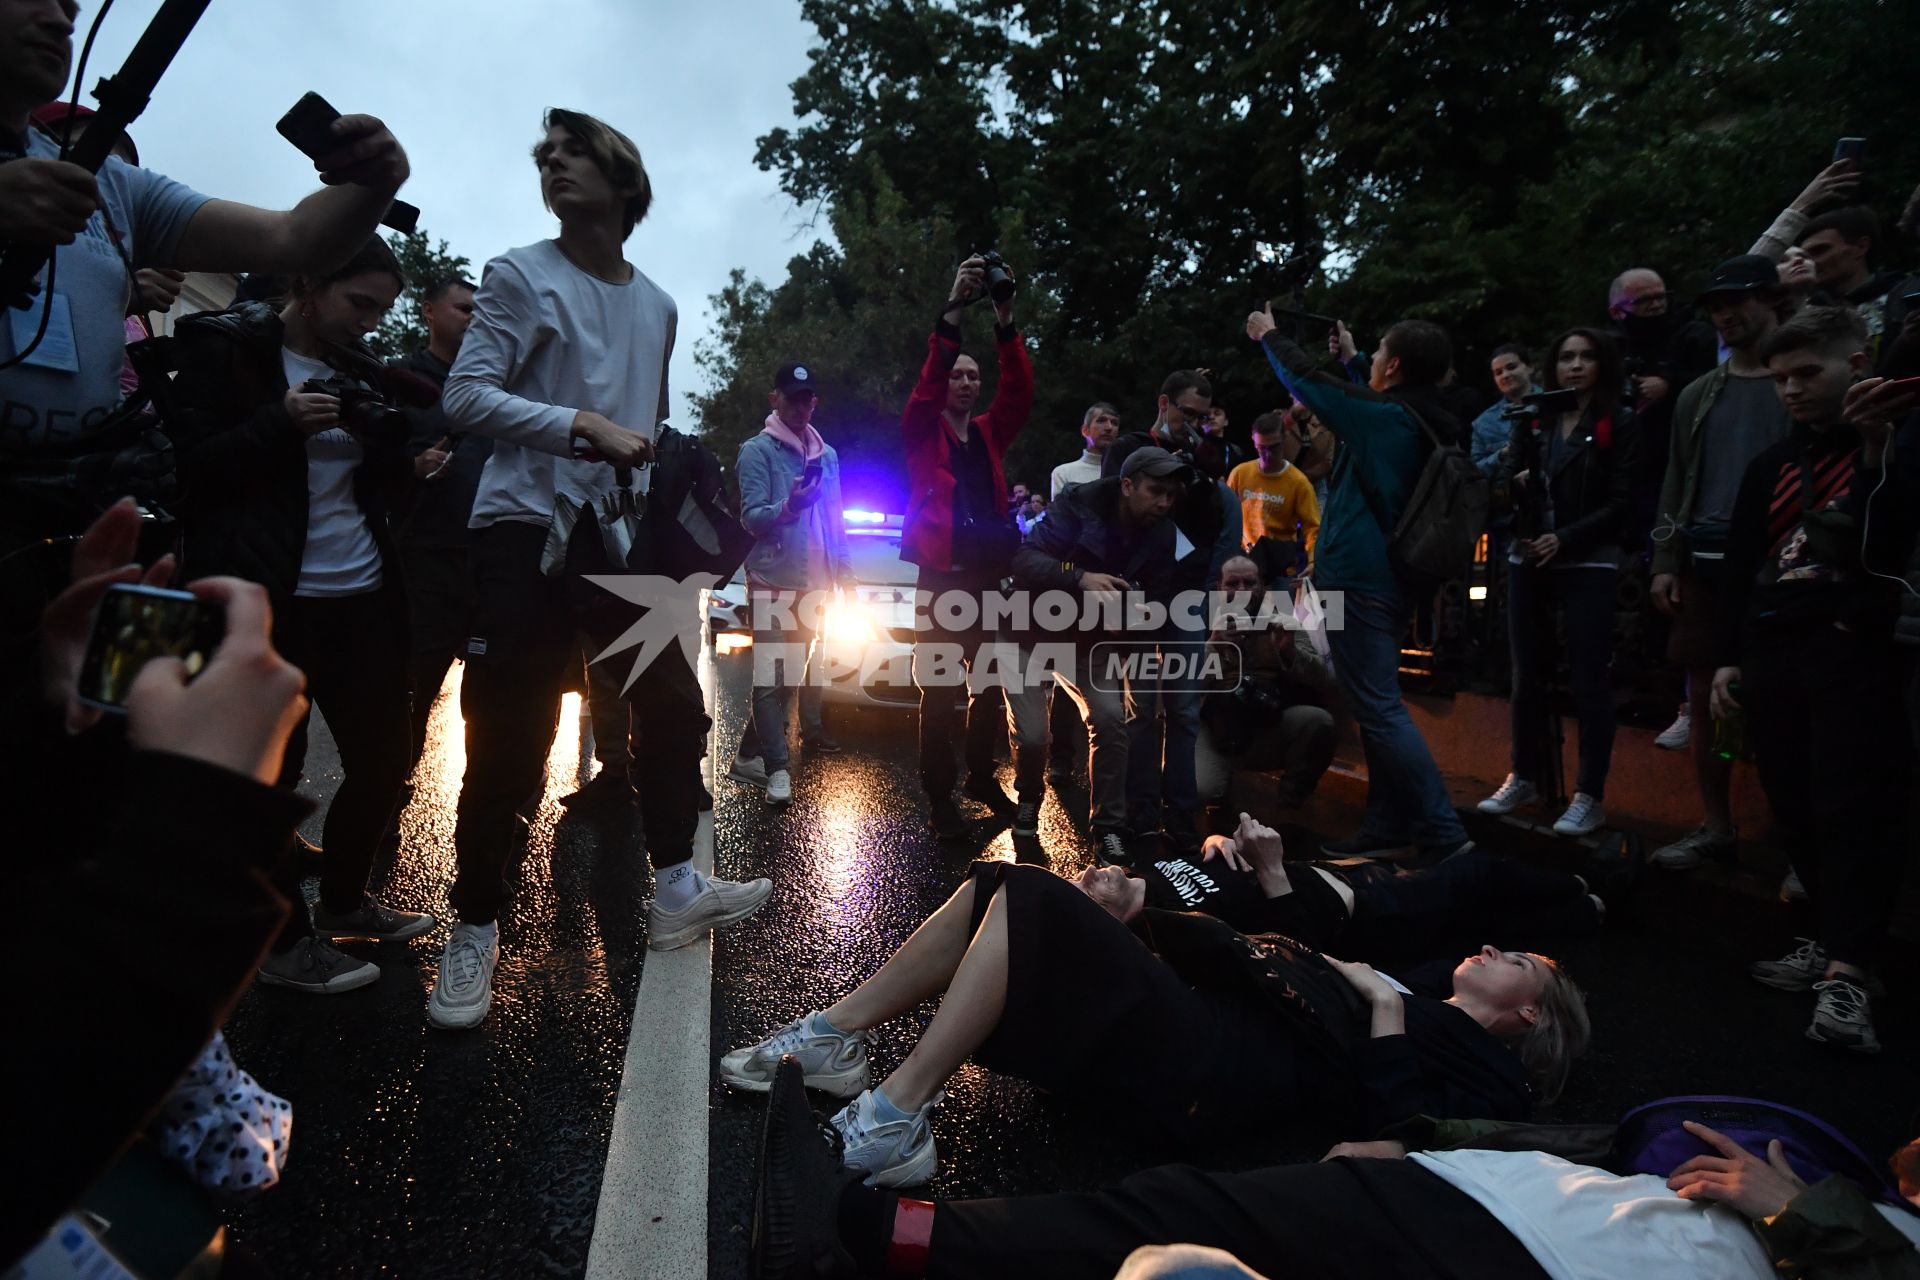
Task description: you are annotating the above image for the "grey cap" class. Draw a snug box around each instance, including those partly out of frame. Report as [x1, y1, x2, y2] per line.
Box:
[1120, 445, 1194, 482]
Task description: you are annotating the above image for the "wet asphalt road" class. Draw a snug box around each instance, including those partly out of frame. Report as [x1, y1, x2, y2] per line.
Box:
[219, 648, 1916, 1279]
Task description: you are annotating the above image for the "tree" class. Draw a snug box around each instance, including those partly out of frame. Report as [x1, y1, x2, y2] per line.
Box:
[370, 228, 473, 358]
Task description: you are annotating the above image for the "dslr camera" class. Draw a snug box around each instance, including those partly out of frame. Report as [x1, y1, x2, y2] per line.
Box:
[974, 250, 1017, 305]
[302, 376, 409, 442]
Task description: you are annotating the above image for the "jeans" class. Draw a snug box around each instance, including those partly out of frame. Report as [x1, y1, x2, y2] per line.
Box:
[737, 596, 823, 772]
[273, 585, 414, 947]
[1194, 704, 1336, 807]
[453, 521, 707, 924]
[1126, 634, 1204, 832]
[1507, 564, 1617, 799]
[1325, 588, 1467, 849]
[1006, 646, 1128, 820]
[913, 567, 1009, 798]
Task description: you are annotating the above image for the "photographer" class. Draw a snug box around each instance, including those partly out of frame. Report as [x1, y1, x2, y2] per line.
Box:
[1196, 556, 1334, 811]
[6, 501, 309, 1266]
[171, 236, 430, 994]
[900, 253, 1034, 840]
[1481, 328, 1640, 838]
[1247, 306, 1471, 860]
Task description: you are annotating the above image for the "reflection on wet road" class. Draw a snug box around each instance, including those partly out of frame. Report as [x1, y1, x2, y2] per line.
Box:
[224, 669, 652, 1278]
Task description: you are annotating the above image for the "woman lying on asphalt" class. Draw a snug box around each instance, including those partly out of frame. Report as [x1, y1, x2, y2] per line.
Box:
[718, 846, 1590, 1188]
[1125, 813, 1639, 969]
[750, 1057, 1920, 1280]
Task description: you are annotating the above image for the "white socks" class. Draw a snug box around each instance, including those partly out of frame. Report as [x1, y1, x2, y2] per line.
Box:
[654, 862, 707, 911]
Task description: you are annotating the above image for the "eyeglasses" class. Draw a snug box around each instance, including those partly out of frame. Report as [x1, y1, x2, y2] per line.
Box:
[1617, 292, 1668, 312]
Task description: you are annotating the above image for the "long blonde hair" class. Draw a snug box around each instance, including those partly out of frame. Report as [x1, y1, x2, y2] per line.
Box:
[1515, 957, 1591, 1103]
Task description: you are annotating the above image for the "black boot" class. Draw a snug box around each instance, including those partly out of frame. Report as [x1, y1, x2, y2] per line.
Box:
[752, 1057, 860, 1279]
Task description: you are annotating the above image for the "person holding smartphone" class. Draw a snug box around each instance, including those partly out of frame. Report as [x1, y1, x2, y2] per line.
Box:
[171, 236, 430, 996]
[730, 361, 854, 805]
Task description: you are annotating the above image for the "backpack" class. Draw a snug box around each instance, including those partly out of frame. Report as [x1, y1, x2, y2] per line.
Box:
[1355, 403, 1489, 589]
[1616, 1095, 1906, 1206]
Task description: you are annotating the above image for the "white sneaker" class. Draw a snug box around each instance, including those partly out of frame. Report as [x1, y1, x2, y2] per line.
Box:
[648, 874, 774, 951]
[428, 923, 499, 1030]
[831, 1087, 942, 1188]
[1807, 978, 1881, 1054]
[1552, 793, 1606, 837]
[1654, 705, 1690, 750]
[765, 768, 793, 806]
[718, 1011, 870, 1098]
[1780, 869, 1807, 902]
[728, 756, 769, 787]
[1477, 774, 1539, 815]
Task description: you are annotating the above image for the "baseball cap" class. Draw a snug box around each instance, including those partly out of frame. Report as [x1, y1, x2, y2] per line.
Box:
[1698, 255, 1780, 301]
[1119, 446, 1194, 483]
[773, 362, 819, 396]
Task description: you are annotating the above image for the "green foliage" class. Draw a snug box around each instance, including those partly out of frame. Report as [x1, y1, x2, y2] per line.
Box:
[370, 229, 473, 358]
[702, 0, 1920, 495]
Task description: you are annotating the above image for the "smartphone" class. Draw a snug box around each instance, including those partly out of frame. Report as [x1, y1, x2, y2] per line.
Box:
[803, 460, 823, 485]
[77, 583, 225, 713]
[276, 91, 342, 161]
[1833, 136, 1867, 165]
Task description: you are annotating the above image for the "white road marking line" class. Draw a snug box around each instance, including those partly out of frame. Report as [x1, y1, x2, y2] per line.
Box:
[586, 644, 720, 1280]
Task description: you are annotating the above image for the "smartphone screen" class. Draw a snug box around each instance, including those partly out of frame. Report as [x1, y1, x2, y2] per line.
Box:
[77, 584, 225, 713]
[803, 461, 823, 484]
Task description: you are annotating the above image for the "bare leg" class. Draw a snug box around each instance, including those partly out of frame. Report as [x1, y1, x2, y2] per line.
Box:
[823, 878, 978, 1033]
[1688, 665, 1734, 834]
[879, 884, 1011, 1112]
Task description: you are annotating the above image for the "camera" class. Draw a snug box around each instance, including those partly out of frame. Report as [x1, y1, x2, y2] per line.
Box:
[975, 250, 1017, 305]
[302, 376, 409, 441]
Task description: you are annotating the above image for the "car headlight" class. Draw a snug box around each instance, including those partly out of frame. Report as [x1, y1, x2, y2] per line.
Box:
[823, 598, 878, 644]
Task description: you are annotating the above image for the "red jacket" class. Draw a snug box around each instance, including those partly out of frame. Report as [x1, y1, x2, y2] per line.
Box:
[900, 318, 1035, 570]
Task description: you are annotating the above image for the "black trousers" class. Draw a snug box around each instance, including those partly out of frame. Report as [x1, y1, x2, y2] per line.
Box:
[272, 585, 414, 945]
[451, 520, 707, 924]
[1507, 564, 1618, 799]
[1745, 623, 1914, 968]
[913, 566, 1008, 797]
[400, 543, 473, 766]
[929, 1156, 1551, 1280]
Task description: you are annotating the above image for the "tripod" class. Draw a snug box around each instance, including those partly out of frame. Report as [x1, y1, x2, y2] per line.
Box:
[1501, 400, 1573, 811]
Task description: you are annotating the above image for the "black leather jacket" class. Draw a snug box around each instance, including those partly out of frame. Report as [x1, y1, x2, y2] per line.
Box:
[169, 303, 412, 604]
[1496, 402, 1642, 563]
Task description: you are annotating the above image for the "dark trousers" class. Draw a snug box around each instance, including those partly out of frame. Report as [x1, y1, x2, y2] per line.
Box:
[913, 566, 1007, 797]
[1048, 678, 1085, 774]
[401, 544, 472, 765]
[929, 1156, 1550, 1280]
[273, 586, 414, 947]
[1507, 563, 1617, 799]
[451, 521, 707, 924]
[1746, 625, 1914, 969]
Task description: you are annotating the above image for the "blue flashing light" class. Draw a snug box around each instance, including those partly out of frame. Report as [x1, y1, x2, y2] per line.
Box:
[842, 509, 890, 525]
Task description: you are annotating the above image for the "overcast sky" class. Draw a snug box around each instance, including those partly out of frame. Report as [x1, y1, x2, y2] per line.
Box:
[75, 0, 821, 425]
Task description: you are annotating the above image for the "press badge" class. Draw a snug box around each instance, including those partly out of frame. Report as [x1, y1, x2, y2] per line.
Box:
[7, 291, 82, 373]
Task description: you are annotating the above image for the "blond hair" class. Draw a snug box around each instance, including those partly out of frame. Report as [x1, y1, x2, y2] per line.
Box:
[535, 108, 652, 239]
[1516, 956, 1591, 1103]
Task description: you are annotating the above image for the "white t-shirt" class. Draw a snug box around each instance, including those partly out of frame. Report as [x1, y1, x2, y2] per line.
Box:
[283, 349, 382, 597]
[1412, 1148, 1920, 1280]
[442, 240, 677, 529]
[0, 130, 209, 449]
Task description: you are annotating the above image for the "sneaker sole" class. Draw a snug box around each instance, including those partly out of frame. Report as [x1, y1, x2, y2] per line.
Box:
[314, 917, 438, 945]
[862, 1140, 938, 1189]
[1805, 1024, 1880, 1053]
[649, 882, 776, 951]
[1553, 817, 1606, 837]
[427, 990, 492, 1030]
[765, 792, 793, 807]
[256, 964, 381, 995]
[720, 1058, 870, 1099]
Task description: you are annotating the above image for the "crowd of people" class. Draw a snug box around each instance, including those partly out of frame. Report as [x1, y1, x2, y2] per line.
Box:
[2, 0, 1917, 1274]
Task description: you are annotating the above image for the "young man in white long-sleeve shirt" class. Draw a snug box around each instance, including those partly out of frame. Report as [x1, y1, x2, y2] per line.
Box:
[431, 108, 771, 1030]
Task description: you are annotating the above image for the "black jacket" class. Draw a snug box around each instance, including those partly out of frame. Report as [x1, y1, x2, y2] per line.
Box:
[1012, 475, 1181, 603]
[1137, 908, 1534, 1134]
[393, 348, 492, 552]
[169, 303, 413, 605]
[1496, 402, 1642, 562]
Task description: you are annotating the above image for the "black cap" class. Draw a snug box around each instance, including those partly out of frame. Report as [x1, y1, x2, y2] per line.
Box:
[1119, 446, 1194, 483]
[1698, 255, 1780, 301]
[773, 362, 818, 395]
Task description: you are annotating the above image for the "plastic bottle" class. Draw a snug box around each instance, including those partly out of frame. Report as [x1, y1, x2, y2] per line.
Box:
[1713, 683, 1747, 762]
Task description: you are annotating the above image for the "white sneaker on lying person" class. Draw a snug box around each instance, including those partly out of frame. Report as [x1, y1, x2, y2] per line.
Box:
[719, 1010, 870, 1097]
[830, 1086, 943, 1188]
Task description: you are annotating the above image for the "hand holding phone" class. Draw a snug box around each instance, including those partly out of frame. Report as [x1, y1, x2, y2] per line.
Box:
[79, 583, 226, 713]
[275, 92, 416, 228]
[1833, 136, 1867, 166]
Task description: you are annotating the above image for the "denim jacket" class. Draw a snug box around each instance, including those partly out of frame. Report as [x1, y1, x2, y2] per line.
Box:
[736, 430, 852, 589]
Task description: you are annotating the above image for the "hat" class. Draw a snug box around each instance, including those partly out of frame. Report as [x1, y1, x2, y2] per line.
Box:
[773, 362, 818, 395]
[1119, 446, 1193, 482]
[1698, 254, 1780, 300]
